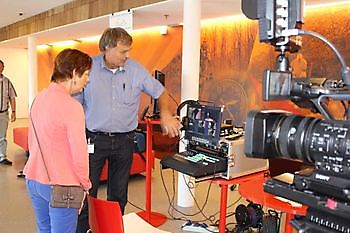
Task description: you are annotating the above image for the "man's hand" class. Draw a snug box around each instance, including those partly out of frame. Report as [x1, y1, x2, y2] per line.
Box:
[157, 89, 182, 137]
[10, 111, 16, 122]
[160, 114, 182, 138]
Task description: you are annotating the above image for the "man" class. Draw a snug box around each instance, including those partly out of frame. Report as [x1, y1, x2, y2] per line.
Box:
[0, 60, 17, 166]
[75, 27, 182, 233]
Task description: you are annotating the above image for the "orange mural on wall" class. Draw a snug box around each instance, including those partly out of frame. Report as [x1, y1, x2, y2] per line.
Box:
[37, 26, 183, 114]
[194, 4, 350, 123]
[37, 4, 350, 123]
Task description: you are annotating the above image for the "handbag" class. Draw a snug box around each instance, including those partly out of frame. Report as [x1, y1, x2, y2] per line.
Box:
[50, 185, 84, 209]
[30, 107, 85, 209]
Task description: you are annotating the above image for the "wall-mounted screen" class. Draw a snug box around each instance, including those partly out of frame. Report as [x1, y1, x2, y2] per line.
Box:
[152, 70, 165, 117]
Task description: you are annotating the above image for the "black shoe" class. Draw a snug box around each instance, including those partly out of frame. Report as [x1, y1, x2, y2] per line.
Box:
[0, 158, 12, 166]
[17, 170, 25, 178]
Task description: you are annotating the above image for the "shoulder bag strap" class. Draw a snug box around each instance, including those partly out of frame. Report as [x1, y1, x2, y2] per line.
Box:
[29, 99, 52, 183]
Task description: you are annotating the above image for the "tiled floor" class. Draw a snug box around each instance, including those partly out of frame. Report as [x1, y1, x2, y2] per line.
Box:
[0, 118, 290, 233]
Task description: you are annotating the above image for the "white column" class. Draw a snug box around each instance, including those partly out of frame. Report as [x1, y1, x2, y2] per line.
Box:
[177, 0, 201, 208]
[27, 36, 38, 108]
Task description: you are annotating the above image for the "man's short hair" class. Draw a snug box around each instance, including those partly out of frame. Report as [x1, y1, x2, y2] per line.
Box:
[0, 60, 4, 66]
[99, 27, 133, 51]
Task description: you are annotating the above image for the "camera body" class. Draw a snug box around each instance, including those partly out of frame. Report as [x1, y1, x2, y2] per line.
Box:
[242, 0, 303, 47]
[263, 69, 350, 119]
[242, 0, 350, 232]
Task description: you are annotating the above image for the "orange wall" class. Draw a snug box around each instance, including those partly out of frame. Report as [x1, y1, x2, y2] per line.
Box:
[37, 4, 350, 123]
[37, 26, 183, 114]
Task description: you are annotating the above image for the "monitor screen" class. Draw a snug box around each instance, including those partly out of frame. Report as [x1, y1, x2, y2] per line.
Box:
[153, 70, 165, 116]
[185, 102, 223, 146]
[263, 70, 291, 101]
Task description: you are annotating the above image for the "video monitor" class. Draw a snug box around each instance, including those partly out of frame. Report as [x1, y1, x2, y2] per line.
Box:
[263, 70, 292, 101]
[152, 70, 165, 116]
[185, 102, 223, 146]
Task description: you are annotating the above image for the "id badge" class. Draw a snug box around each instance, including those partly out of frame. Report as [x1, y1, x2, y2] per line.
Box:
[88, 144, 94, 154]
[87, 138, 94, 154]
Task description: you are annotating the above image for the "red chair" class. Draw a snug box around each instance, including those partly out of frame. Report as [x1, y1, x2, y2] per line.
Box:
[87, 195, 124, 233]
[13, 127, 29, 151]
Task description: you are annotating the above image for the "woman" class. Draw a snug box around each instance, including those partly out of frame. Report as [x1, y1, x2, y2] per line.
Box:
[24, 49, 92, 233]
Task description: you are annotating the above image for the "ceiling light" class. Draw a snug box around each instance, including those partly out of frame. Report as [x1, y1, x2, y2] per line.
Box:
[132, 26, 165, 34]
[201, 15, 248, 26]
[306, 1, 350, 9]
[37, 44, 51, 50]
[159, 26, 168, 35]
[79, 35, 101, 42]
[159, 14, 169, 35]
[48, 40, 80, 47]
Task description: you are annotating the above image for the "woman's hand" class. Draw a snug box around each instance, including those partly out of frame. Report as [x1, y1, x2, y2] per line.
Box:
[79, 191, 88, 214]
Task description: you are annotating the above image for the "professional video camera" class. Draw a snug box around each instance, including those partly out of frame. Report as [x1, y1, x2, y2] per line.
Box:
[242, 0, 350, 232]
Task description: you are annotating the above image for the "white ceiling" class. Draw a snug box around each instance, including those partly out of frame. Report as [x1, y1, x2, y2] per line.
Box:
[0, 0, 347, 49]
[0, 0, 75, 27]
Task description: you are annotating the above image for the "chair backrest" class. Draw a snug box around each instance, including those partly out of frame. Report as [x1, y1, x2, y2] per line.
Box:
[87, 195, 124, 233]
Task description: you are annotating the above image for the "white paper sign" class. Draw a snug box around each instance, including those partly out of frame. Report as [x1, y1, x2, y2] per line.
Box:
[109, 9, 133, 33]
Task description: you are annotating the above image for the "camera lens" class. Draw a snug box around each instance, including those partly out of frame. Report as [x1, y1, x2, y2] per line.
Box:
[245, 110, 350, 173]
[277, 114, 319, 162]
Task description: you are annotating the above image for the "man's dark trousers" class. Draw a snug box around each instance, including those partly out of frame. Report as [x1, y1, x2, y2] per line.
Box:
[76, 131, 134, 233]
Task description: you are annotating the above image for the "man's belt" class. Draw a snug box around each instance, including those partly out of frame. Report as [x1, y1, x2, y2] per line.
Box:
[86, 129, 131, 137]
